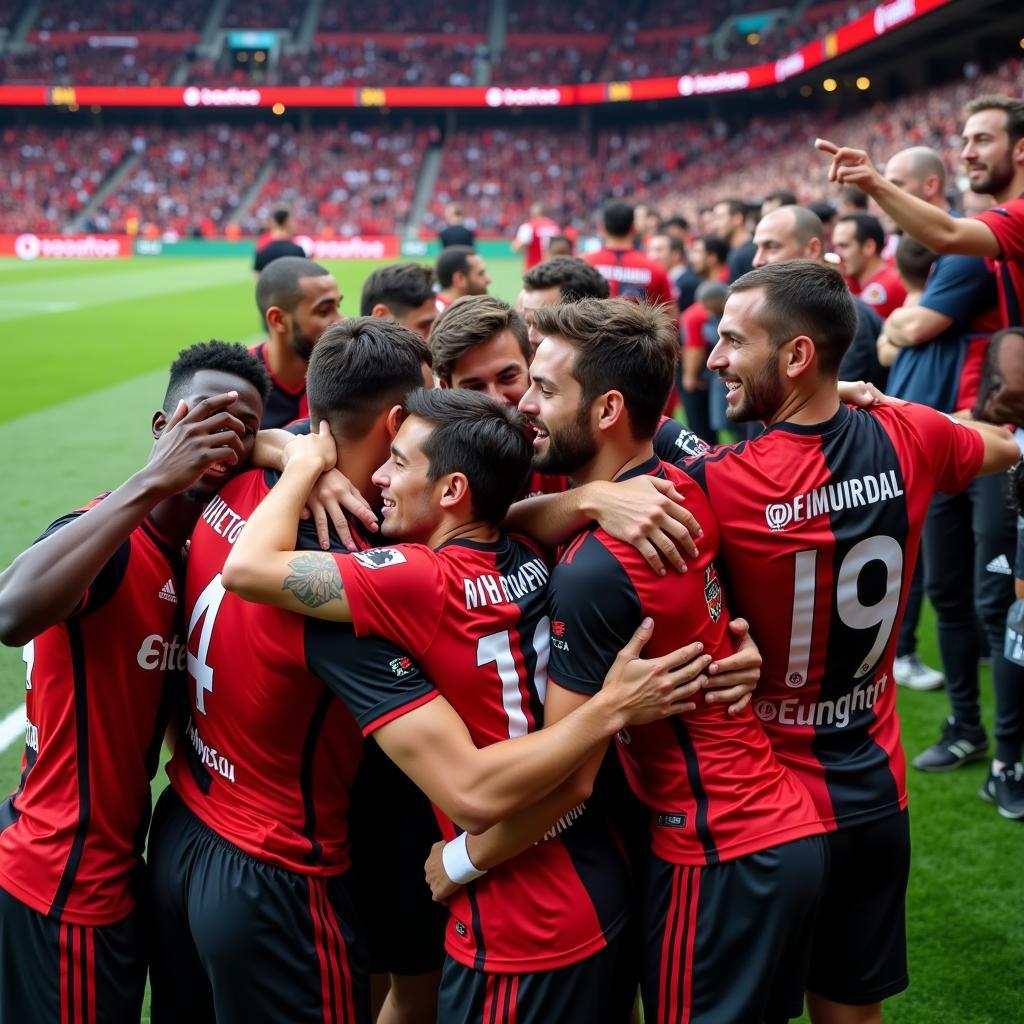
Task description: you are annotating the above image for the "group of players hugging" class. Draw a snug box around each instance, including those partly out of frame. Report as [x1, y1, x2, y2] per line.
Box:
[3, 102, 1024, 1024]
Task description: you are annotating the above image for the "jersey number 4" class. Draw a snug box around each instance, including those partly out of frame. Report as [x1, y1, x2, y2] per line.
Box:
[187, 574, 227, 715]
[786, 536, 903, 687]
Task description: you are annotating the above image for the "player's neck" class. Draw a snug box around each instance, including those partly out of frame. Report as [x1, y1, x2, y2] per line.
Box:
[570, 439, 657, 488]
[993, 170, 1024, 204]
[856, 256, 885, 285]
[426, 517, 500, 550]
[265, 336, 307, 388]
[335, 449, 384, 513]
[764, 385, 841, 429]
[604, 237, 633, 250]
[147, 494, 204, 547]
[440, 287, 458, 302]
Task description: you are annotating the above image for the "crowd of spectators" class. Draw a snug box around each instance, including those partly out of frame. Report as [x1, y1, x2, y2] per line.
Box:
[35, 0, 207, 32]
[223, 0, 302, 30]
[0, 125, 133, 233]
[90, 124, 277, 238]
[0, 43, 182, 86]
[248, 123, 429, 236]
[317, 0, 485, 34]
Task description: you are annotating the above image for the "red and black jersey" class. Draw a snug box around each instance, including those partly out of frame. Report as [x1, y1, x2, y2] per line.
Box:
[336, 535, 631, 973]
[166, 468, 439, 876]
[250, 341, 308, 430]
[547, 458, 823, 867]
[0, 499, 182, 925]
[976, 196, 1024, 326]
[522, 417, 707, 498]
[847, 264, 907, 319]
[584, 248, 673, 305]
[685, 403, 984, 830]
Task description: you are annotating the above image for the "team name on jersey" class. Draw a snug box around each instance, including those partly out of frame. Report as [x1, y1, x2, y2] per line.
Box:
[764, 470, 904, 532]
[201, 494, 248, 545]
[24, 717, 39, 753]
[185, 717, 237, 783]
[463, 557, 549, 610]
[754, 673, 888, 729]
[136, 633, 187, 672]
[541, 800, 587, 842]
[594, 265, 653, 285]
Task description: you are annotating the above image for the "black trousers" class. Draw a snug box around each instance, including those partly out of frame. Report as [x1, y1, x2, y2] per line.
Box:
[923, 472, 1024, 763]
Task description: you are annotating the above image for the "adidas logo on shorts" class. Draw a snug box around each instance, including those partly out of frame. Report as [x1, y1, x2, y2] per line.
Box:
[986, 555, 1013, 576]
[158, 578, 178, 603]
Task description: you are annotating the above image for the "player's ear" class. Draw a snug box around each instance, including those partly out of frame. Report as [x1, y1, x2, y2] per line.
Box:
[787, 335, 816, 378]
[807, 238, 823, 261]
[596, 389, 627, 432]
[437, 377, 451, 390]
[265, 305, 286, 334]
[439, 472, 470, 510]
[151, 409, 166, 439]
[385, 404, 404, 437]
[371, 304, 391, 320]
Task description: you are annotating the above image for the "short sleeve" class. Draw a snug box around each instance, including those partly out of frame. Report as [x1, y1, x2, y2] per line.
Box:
[35, 498, 132, 618]
[653, 418, 710, 465]
[650, 268, 673, 306]
[304, 619, 439, 736]
[900, 404, 985, 494]
[335, 545, 443, 660]
[918, 253, 998, 324]
[681, 304, 708, 351]
[976, 200, 1024, 262]
[547, 533, 642, 696]
[515, 222, 533, 245]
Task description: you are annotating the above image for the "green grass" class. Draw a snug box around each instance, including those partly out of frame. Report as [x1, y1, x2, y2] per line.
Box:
[0, 256, 1019, 1023]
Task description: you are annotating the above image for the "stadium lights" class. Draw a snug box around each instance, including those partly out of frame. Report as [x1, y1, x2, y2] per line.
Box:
[823, 78, 838, 92]
[856, 76, 871, 90]
[746, 32, 761, 45]
[272, 102, 286, 115]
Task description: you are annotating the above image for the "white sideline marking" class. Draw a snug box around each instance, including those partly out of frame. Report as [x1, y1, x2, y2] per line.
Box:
[0, 703, 26, 754]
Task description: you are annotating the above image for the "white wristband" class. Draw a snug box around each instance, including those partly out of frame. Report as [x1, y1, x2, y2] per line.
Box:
[441, 831, 487, 885]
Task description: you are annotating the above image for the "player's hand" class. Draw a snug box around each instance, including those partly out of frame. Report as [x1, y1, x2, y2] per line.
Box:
[302, 467, 379, 551]
[836, 380, 905, 408]
[588, 476, 702, 576]
[283, 420, 337, 474]
[814, 138, 884, 194]
[601, 618, 709, 724]
[144, 391, 247, 498]
[703, 618, 761, 716]
[425, 840, 461, 904]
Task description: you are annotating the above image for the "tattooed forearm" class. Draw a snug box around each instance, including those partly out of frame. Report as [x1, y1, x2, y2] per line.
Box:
[282, 553, 344, 608]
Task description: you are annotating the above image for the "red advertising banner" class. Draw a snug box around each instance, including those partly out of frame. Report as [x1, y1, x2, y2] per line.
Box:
[0, 0, 954, 110]
[0, 233, 133, 260]
[295, 235, 401, 260]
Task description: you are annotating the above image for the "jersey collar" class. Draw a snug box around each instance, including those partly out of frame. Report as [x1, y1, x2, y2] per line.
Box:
[763, 402, 851, 438]
[614, 453, 664, 482]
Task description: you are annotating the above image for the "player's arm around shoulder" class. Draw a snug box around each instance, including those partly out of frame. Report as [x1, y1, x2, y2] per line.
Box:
[222, 422, 354, 620]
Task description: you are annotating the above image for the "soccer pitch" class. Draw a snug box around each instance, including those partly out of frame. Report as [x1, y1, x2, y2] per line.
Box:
[0, 257, 1018, 1023]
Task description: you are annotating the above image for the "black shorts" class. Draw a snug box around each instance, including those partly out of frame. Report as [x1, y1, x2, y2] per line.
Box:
[437, 930, 636, 1024]
[642, 835, 828, 1024]
[0, 882, 146, 1024]
[349, 738, 447, 976]
[146, 787, 370, 1024]
[808, 810, 910, 1006]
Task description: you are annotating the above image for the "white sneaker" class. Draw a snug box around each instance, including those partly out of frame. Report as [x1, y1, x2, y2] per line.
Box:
[893, 654, 944, 691]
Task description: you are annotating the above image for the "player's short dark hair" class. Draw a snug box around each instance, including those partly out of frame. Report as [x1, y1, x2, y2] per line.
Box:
[838, 186, 870, 210]
[435, 246, 476, 288]
[764, 190, 798, 208]
[403, 388, 532, 524]
[255, 256, 332, 322]
[307, 317, 430, 441]
[963, 95, 1024, 147]
[729, 261, 857, 377]
[894, 236, 937, 291]
[603, 201, 635, 238]
[523, 256, 610, 300]
[837, 212, 885, 254]
[360, 263, 435, 317]
[163, 340, 271, 412]
[660, 215, 690, 234]
[271, 208, 291, 227]
[807, 200, 837, 224]
[546, 235, 574, 255]
[532, 299, 678, 441]
[697, 235, 730, 265]
[430, 296, 530, 383]
[713, 197, 747, 219]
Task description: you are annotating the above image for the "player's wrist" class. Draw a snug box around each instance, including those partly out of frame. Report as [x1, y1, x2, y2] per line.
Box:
[441, 831, 486, 885]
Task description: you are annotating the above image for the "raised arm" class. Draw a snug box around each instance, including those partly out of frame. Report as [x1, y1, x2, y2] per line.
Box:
[815, 139, 1001, 257]
[0, 393, 246, 647]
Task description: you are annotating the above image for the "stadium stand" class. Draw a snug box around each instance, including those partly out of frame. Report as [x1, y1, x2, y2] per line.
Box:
[35, 0, 208, 31]
[317, 0, 486, 33]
